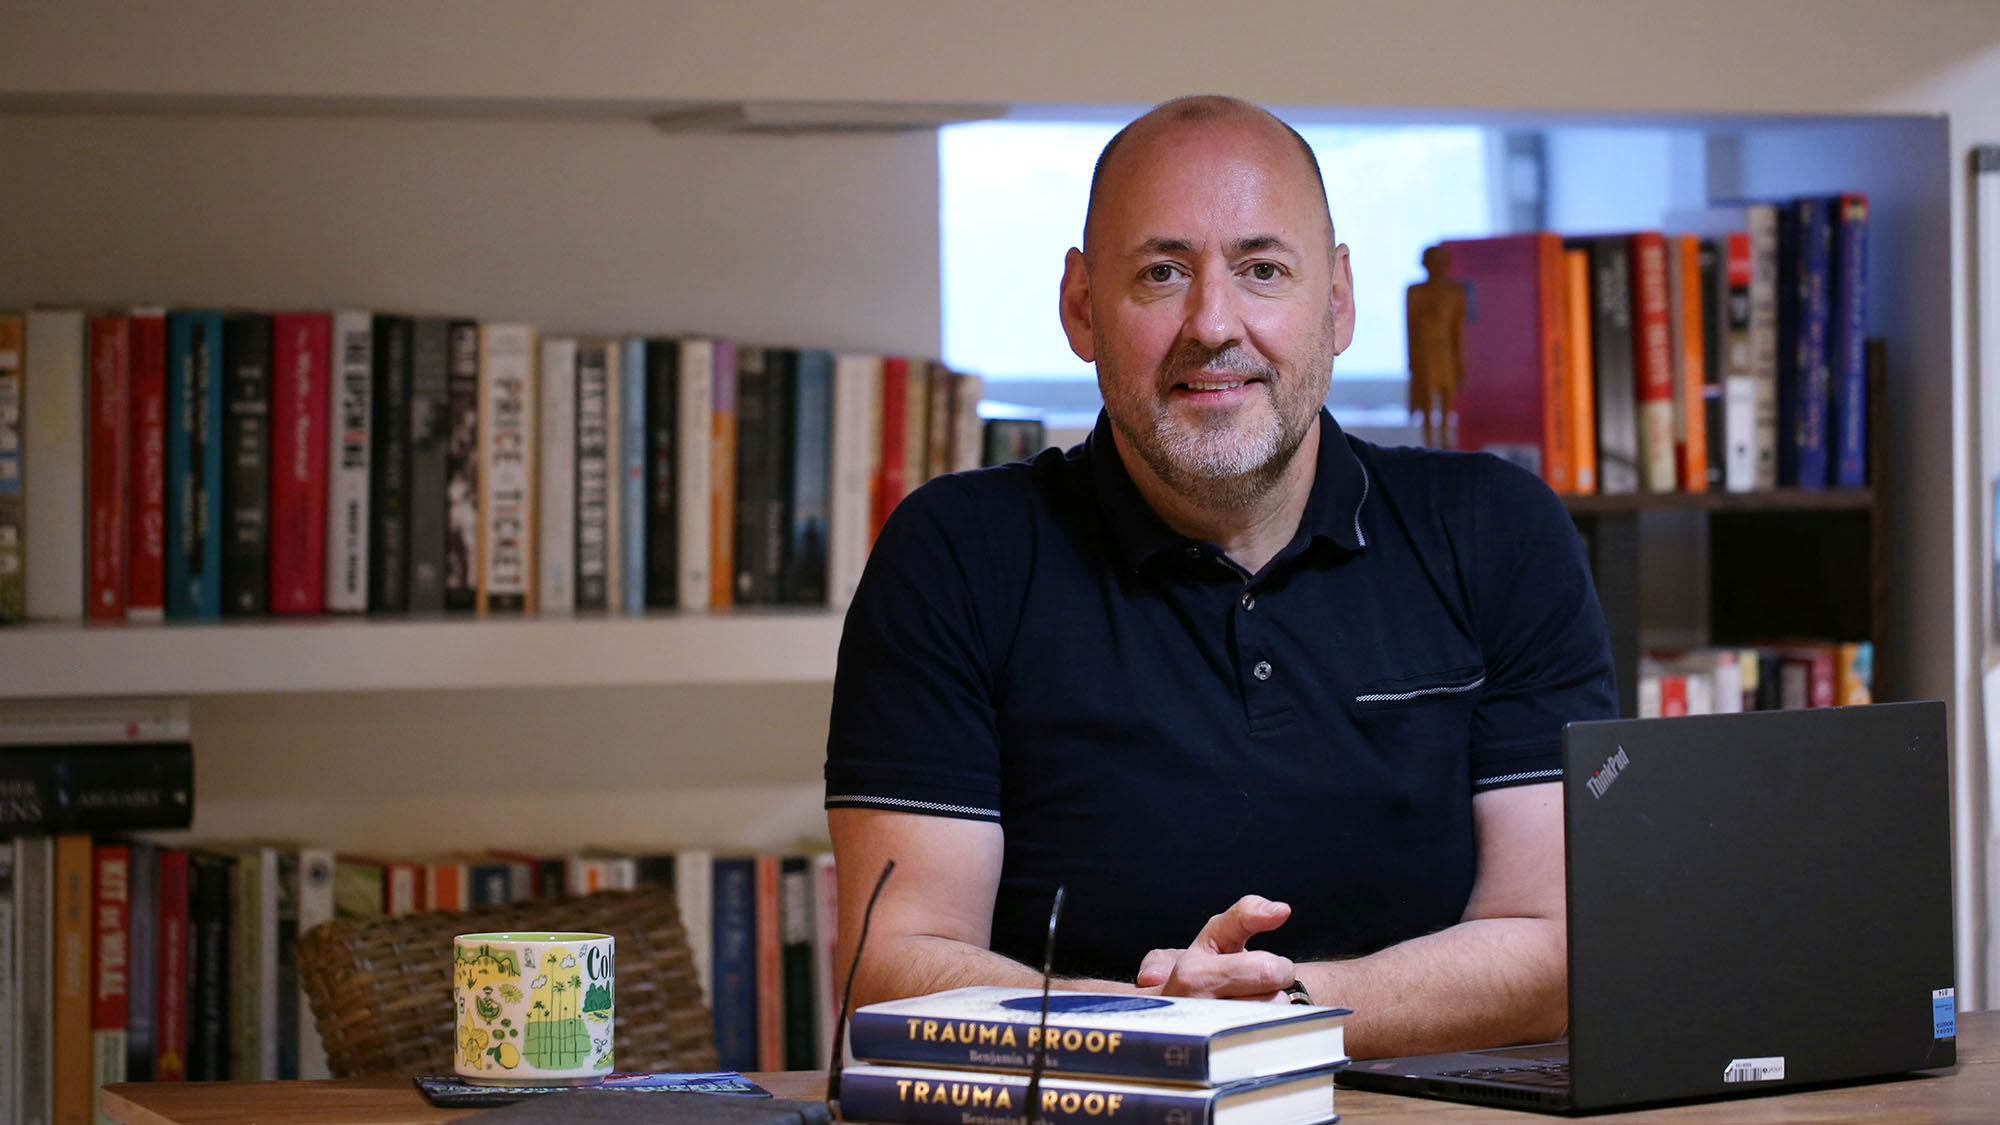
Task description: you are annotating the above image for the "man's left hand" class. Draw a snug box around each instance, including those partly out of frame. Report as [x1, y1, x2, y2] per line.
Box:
[1133, 895, 1296, 1000]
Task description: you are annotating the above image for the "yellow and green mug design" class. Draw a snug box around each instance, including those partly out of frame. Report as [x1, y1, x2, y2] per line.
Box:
[453, 931, 615, 1085]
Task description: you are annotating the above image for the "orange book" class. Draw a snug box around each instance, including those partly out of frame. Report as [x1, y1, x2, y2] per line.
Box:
[1563, 249, 1599, 494]
[1673, 233, 1709, 491]
[710, 340, 738, 608]
[754, 855, 784, 1071]
[54, 834, 95, 1125]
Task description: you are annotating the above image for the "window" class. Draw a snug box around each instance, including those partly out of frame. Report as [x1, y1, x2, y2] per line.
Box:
[940, 119, 1498, 429]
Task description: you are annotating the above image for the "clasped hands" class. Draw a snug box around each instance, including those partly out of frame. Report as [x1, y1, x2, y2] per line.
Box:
[1134, 894, 1301, 1003]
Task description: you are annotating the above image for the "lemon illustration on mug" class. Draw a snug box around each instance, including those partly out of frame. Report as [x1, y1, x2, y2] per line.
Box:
[453, 932, 615, 1085]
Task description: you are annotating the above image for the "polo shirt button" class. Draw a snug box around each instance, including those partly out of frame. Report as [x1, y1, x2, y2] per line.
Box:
[1185, 546, 1202, 559]
[1240, 592, 1255, 611]
[1253, 660, 1273, 681]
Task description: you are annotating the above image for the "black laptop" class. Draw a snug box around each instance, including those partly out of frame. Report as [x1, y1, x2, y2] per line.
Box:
[1337, 701, 1957, 1113]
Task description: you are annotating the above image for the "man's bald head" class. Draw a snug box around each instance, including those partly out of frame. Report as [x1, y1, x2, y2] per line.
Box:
[1083, 95, 1335, 259]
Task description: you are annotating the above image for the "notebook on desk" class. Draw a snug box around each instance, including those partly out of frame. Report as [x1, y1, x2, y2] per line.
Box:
[1337, 700, 1957, 1113]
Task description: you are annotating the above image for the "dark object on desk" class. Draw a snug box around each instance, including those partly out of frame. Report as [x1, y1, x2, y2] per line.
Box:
[1339, 701, 1956, 1113]
[467, 1089, 832, 1124]
[0, 742, 193, 832]
[295, 886, 715, 1077]
[415, 1071, 771, 1107]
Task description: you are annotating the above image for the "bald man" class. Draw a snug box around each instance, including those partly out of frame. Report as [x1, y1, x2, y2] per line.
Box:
[824, 96, 1615, 1059]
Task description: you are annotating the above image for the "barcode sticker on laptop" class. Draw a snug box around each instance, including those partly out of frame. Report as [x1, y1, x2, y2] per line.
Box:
[1934, 988, 1956, 1038]
[1722, 1057, 1785, 1083]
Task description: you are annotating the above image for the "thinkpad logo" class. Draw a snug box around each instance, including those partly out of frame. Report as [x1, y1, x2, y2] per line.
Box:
[1586, 745, 1631, 799]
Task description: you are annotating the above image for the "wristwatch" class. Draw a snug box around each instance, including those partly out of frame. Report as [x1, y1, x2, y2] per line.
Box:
[1282, 979, 1313, 1006]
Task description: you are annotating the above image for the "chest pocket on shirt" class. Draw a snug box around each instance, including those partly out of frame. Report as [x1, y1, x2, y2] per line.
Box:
[1350, 665, 1488, 715]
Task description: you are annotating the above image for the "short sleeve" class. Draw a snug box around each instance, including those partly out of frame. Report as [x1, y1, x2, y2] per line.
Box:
[823, 474, 1011, 821]
[1465, 457, 1618, 790]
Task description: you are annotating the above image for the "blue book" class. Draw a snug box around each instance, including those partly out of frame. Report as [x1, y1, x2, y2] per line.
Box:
[849, 985, 1349, 1085]
[166, 310, 225, 617]
[710, 856, 757, 1072]
[622, 337, 648, 613]
[836, 1063, 1342, 1125]
[783, 350, 832, 605]
[1792, 195, 1833, 489]
[1828, 193, 1870, 488]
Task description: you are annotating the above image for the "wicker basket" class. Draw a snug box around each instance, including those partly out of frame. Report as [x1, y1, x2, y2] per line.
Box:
[295, 886, 717, 1078]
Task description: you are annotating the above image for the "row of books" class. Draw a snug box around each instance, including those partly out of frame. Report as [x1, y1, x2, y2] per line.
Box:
[1444, 193, 1873, 496]
[1637, 640, 1872, 718]
[1, 826, 846, 1121]
[0, 309, 1025, 623]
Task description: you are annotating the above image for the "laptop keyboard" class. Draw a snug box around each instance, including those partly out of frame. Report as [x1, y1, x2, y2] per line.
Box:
[1438, 1060, 1572, 1089]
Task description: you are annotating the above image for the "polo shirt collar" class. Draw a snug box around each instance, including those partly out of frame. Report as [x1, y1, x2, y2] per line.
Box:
[1087, 407, 1370, 572]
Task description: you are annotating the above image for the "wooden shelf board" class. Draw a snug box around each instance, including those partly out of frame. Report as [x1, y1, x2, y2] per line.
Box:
[1562, 487, 1876, 516]
[0, 611, 844, 698]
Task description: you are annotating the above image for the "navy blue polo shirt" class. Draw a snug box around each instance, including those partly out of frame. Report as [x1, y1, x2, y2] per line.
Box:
[825, 410, 1614, 982]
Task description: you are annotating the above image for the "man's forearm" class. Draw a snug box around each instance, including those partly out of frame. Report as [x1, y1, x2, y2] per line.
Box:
[1296, 916, 1565, 1060]
[854, 934, 1133, 1009]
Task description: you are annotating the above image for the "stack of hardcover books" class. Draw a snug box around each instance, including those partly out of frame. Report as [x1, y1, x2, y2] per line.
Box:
[840, 986, 1351, 1125]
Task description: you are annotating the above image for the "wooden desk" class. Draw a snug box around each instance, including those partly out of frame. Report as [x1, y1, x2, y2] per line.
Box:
[105, 1011, 1999, 1124]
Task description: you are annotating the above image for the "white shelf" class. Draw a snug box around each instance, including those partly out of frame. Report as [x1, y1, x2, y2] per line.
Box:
[0, 612, 845, 698]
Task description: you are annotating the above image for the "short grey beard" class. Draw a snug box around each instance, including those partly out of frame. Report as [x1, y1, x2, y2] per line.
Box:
[1116, 406, 1307, 511]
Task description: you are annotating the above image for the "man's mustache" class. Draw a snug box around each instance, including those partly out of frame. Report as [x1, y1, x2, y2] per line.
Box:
[1160, 342, 1277, 385]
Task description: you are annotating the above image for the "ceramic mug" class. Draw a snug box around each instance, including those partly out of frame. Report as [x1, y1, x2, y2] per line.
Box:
[453, 931, 615, 1085]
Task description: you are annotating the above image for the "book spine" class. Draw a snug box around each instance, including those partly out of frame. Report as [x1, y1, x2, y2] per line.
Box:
[221, 314, 272, 615]
[925, 362, 954, 481]
[226, 851, 260, 1080]
[905, 362, 933, 503]
[1697, 238, 1726, 491]
[125, 310, 168, 619]
[830, 354, 880, 609]
[406, 318, 452, 613]
[760, 351, 797, 603]
[642, 339, 677, 609]
[268, 313, 329, 614]
[711, 856, 757, 1072]
[123, 843, 156, 1084]
[164, 311, 217, 618]
[621, 337, 649, 613]
[836, 1068, 1244, 1125]
[848, 1015, 1216, 1082]
[1794, 196, 1834, 488]
[153, 849, 189, 1082]
[1673, 235, 1708, 492]
[367, 315, 414, 612]
[87, 316, 131, 619]
[1745, 205, 1781, 490]
[383, 860, 424, 914]
[1775, 201, 1804, 486]
[477, 323, 536, 613]
[443, 320, 482, 611]
[1536, 234, 1572, 493]
[53, 834, 93, 1125]
[90, 844, 129, 1125]
[951, 370, 984, 475]
[574, 342, 611, 611]
[186, 854, 231, 1082]
[779, 856, 816, 1070]
[0, 743, 194, 835]
[1577, 238, 1638, 494]
[1829, 193, 1870, 488]
[25, 310, 88, 620]
[1722, 232, 1757, 492]
[784, 350, 833, 606]
[1629, 232, 1676, 493]
[811, 851, 840, 1073]
[673, 849, 713, 1007]
[678, 338, 715, 611]
[753, 854, 783, 1071]
[732, 347, 770, 605]
[17, 838, 55, 1120]
[875, 354, 909, 537]
[709, 340, 738, 609]
[1836, 641, 1874, 705]
[272, 853, 298, 1079]
[324, 310, 372, 613]
[603, 346, 624, 611]
[0, 315, 23, 622]
[538, 336, 577, 613]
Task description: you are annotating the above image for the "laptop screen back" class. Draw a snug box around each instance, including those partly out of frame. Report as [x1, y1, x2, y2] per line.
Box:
[1562, 701, 1955, 1109]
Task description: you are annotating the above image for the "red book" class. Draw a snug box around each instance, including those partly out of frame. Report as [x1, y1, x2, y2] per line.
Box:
[54, 834, 94, 1125]
[1441, 234, 1570, 490]
[88, 316, 132, 618]
[92, 843, 132, 1098]
[154, 848, 190, 1081]
[269, 313, 330, 613]
[1629, 232, 1677, 492]
[1777, 644, 1839, 708]
[383, 860, 426, 915]
[126, 309, 169, 619]
[754, 854, 783, 1071]
[1659, 674, 1689, 717]
[874, 356, 910, 538]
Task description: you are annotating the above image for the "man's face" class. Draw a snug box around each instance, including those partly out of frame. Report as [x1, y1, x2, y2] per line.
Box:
[1060, 117, 1354, 502]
